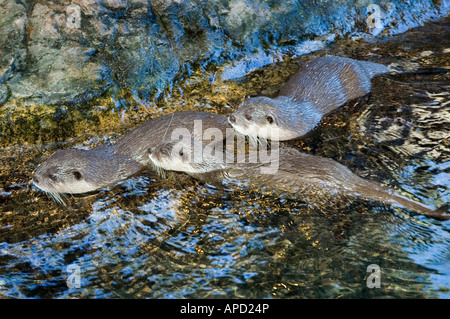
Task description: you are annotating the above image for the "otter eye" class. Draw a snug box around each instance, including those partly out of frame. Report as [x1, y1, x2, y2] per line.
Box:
[48, 174, 57, 182]
[73, 171, 82, 180]
[266, 116, 274, 124]
[179, 150, 184, 157]
[245, 113, 252, 121]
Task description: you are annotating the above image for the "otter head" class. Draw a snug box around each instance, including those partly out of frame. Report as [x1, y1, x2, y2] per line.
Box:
[148, 137, 227, 174]
[32, 148, 140, 202]
[228, 96, 321, 141]
[32, 149, 98, 197]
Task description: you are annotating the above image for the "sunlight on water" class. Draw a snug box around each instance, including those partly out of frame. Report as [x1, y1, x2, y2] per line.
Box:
[0, 2, 449, 299]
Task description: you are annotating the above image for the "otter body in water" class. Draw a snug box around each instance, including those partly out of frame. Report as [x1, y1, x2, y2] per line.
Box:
[148, 138, 448, 220]
[32, 111, 230, 199]
[228, 56, 390, 141]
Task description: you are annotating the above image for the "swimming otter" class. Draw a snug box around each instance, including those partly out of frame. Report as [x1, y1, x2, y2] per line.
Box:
[228, 56, 390, 141]
[32, 111, 231, 201]
[148, 138, 449, 220]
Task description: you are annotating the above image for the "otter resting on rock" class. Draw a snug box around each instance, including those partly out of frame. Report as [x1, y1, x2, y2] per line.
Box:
[32, 111, 231, 202]
[228, 56, 390, 141]
[148, 137, 449, 221]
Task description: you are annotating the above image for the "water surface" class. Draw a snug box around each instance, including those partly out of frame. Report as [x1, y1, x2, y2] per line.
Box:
[0, 13, 449, 299]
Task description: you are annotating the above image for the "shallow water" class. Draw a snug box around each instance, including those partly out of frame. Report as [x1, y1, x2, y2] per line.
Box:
[0, 15, 449, 298]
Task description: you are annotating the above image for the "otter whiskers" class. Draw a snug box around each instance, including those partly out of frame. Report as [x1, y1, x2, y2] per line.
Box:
[44, 189, 67, 206]
[150, 159, 167, 179]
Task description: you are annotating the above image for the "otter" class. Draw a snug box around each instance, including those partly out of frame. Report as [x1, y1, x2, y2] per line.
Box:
[147, 137, 449, 220]
[32, 111, 231, 201]
[228, 56, 390, 141]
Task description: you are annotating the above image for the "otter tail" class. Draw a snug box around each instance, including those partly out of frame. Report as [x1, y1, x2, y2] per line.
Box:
[358, 60, 390, 79]
[384, 192, 450, 221]
[357, 182, 450, 221]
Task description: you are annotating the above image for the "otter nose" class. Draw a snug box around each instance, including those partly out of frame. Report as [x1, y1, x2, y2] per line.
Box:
[32, 176, 39, 184]
[229, 114, 236, 123]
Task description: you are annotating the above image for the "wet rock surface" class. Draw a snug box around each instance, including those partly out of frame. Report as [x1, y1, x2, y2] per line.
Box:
[0, 0, 448, 107]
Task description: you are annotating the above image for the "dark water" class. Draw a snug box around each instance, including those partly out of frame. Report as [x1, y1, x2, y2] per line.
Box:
[0, 10, 449, 298]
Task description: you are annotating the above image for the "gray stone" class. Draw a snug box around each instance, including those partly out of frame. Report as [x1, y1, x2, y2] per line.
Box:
[0, 0, 28, 84]
[0, 83, 8, 106]
[0, 0, 448, 107]
[6, 2, 108, 105]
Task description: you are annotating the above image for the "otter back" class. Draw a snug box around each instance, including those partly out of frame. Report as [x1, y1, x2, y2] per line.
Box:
[279, 56, 389, 115]
[32, 111, 232, 196]
[112, 111, 230, 167]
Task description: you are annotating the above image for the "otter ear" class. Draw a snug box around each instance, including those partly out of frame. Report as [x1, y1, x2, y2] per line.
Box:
[160, 144, 172, 156]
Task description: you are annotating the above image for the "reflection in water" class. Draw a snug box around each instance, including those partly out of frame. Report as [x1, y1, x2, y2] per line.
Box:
[0, 178, 448, 298]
